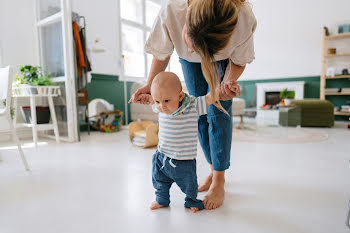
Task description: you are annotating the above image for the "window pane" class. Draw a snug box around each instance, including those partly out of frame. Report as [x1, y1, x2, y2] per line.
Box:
[147, 54, 152, 77]
[122, 24, 144, 53]
[38, 0, 61, 20]
[121, 0, 143, 24]
[169, 52, 184, 81]
[146, 1, 161, 28]
[122, 24, 144, 77]
[40, 21, 65, 78]
[123, 51, 145, 77]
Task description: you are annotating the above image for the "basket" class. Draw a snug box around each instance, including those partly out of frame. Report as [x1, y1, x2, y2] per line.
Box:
[89, 110, 123, 133]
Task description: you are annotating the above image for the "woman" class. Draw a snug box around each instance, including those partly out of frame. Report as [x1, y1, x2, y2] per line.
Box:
[129, 0, 257, 210]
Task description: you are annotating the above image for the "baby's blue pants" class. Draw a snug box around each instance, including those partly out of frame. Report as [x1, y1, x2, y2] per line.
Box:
[152, 150, 204, 210]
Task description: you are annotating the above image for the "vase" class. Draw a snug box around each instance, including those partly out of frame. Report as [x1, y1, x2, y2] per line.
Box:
[284, 98, 293, 106]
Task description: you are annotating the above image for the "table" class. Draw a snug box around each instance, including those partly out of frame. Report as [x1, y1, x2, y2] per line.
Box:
[12, 85, 61, 147]
[256, 106, 301, 127]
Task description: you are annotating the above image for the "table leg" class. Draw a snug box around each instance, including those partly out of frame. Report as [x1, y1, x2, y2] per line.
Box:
[48, 96, 60, 143]
[30, 96, 38, 148]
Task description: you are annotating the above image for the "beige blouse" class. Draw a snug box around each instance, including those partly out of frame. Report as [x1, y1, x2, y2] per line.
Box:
[145, 0, 257, 66]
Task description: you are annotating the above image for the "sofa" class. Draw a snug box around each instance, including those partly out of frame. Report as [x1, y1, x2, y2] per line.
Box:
[291, 99, 334, 127]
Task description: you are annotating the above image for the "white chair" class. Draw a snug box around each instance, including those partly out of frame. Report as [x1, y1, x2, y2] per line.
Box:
[0, 66, 30, 171]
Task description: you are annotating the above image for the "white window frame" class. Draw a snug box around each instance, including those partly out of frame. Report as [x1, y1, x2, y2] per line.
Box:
[34, 0, 78, 142]
[118, 0, 168, 82]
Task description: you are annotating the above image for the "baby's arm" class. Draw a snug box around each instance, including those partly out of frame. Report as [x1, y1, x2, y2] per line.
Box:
[137, 94, 154, 105]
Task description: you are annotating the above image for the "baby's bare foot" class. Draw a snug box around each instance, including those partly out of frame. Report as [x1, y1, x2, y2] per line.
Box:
[150, 201, 164, 210]
[198, 173, 213, 192]
[190, 207, 199, 213]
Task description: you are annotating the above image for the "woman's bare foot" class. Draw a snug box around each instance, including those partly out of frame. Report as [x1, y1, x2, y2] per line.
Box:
[150, 201, 164, 210]
[203, 171, 225, 210]
[190, 207, 199, 213]
[198, 172, 213, 192]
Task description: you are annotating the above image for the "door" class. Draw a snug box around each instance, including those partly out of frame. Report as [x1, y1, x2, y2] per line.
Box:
[34, 0, 78, 142]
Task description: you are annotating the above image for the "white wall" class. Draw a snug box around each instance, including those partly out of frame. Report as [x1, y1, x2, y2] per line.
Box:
[0, 0, 37, 71]
[71, 0, 120, 76]
[0, 0, 37, 134]
[2, 0, 350, 80]
[243, 0, 350, 80]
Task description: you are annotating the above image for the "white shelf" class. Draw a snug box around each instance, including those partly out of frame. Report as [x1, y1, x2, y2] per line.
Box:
[16, 123, 55, 131]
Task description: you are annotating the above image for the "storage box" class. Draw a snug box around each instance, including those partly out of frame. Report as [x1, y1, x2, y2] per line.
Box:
[78, 90, 88, 105]
[21, 106, 50, 124]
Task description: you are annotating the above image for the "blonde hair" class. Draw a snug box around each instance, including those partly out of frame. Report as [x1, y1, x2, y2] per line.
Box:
[186, 0, 243, 114]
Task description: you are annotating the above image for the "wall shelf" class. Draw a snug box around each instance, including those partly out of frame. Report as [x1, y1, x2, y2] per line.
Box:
[334, 111, 350, 116]
[325, 75, 350, 79]
[325, 53, 350, 57]
[325, 93, 350, 96]
[321, 29, 350, 121]
[325, 33, 350, 40]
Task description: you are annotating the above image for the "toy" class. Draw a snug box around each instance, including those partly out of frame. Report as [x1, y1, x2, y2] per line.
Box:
[89, 110, 123, 132]
[129, 120, 159, 148]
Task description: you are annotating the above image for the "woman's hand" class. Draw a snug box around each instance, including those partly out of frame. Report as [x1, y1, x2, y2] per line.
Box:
[128, 84, 151, 104]
[218, 80, 240, 101]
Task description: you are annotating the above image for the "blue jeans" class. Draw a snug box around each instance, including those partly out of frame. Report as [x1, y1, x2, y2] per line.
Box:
[179, 58, 232, 171]
[152, 150, 204, 210]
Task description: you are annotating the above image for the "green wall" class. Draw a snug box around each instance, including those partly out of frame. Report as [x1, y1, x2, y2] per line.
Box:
[85, 74, 349, 124]
[87, 73, 134, 124]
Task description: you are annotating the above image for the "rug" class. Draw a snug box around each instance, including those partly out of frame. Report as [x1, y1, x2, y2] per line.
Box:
[232, 124, 328, 144]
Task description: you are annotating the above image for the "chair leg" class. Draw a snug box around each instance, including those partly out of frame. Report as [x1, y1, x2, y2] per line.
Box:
[7, 115, 30, 171]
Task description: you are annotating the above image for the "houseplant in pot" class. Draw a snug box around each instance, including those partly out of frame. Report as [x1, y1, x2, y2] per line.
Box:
[280, 88, 295, 106]
[15, 65, 40, 94]
[15, 65, 53, 94]
[15, 65, 54, 124]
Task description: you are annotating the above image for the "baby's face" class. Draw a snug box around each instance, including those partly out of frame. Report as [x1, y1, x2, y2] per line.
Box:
[152, 86, 184, 115]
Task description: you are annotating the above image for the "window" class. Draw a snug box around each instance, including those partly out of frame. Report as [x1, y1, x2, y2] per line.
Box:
[0, 40, 3, 67]
[118, 0, 184, 81]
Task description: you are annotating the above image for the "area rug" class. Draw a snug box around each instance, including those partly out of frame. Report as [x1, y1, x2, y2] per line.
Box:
[232, 124, 328, 144]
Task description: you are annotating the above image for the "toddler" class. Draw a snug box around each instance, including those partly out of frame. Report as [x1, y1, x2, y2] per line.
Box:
[134, 71, 239, 213]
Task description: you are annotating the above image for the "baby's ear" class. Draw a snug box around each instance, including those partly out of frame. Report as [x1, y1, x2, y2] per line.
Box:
[179, 91, 185, 101]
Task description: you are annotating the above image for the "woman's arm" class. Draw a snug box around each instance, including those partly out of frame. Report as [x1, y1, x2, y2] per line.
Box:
[129, 56, 170, 103]
[223, 60, 245, 82]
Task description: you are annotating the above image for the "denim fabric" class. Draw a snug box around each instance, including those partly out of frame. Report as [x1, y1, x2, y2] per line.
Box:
[152, 150, 204, 210]
[179, 57, 232, 171]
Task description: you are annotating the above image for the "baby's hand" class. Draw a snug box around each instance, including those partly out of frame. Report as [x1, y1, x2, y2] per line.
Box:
[226, 80, 240, 96]
[137, 94, 154, 105]
[218, 80, 240, 100]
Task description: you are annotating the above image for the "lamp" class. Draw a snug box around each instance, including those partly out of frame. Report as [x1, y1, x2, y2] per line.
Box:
[91, 39, 106, 53]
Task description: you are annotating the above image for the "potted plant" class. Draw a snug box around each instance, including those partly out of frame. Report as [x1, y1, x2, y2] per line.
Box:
[15, 65, 54, 124]
[280, 88, 295, 106]
[15, 65, 53, 94]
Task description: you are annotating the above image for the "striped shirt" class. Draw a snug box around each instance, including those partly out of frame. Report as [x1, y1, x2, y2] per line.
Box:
[153, 95, 208, 160]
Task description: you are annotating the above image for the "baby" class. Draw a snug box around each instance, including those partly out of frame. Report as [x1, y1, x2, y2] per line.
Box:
[134, 71, 239, 213]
